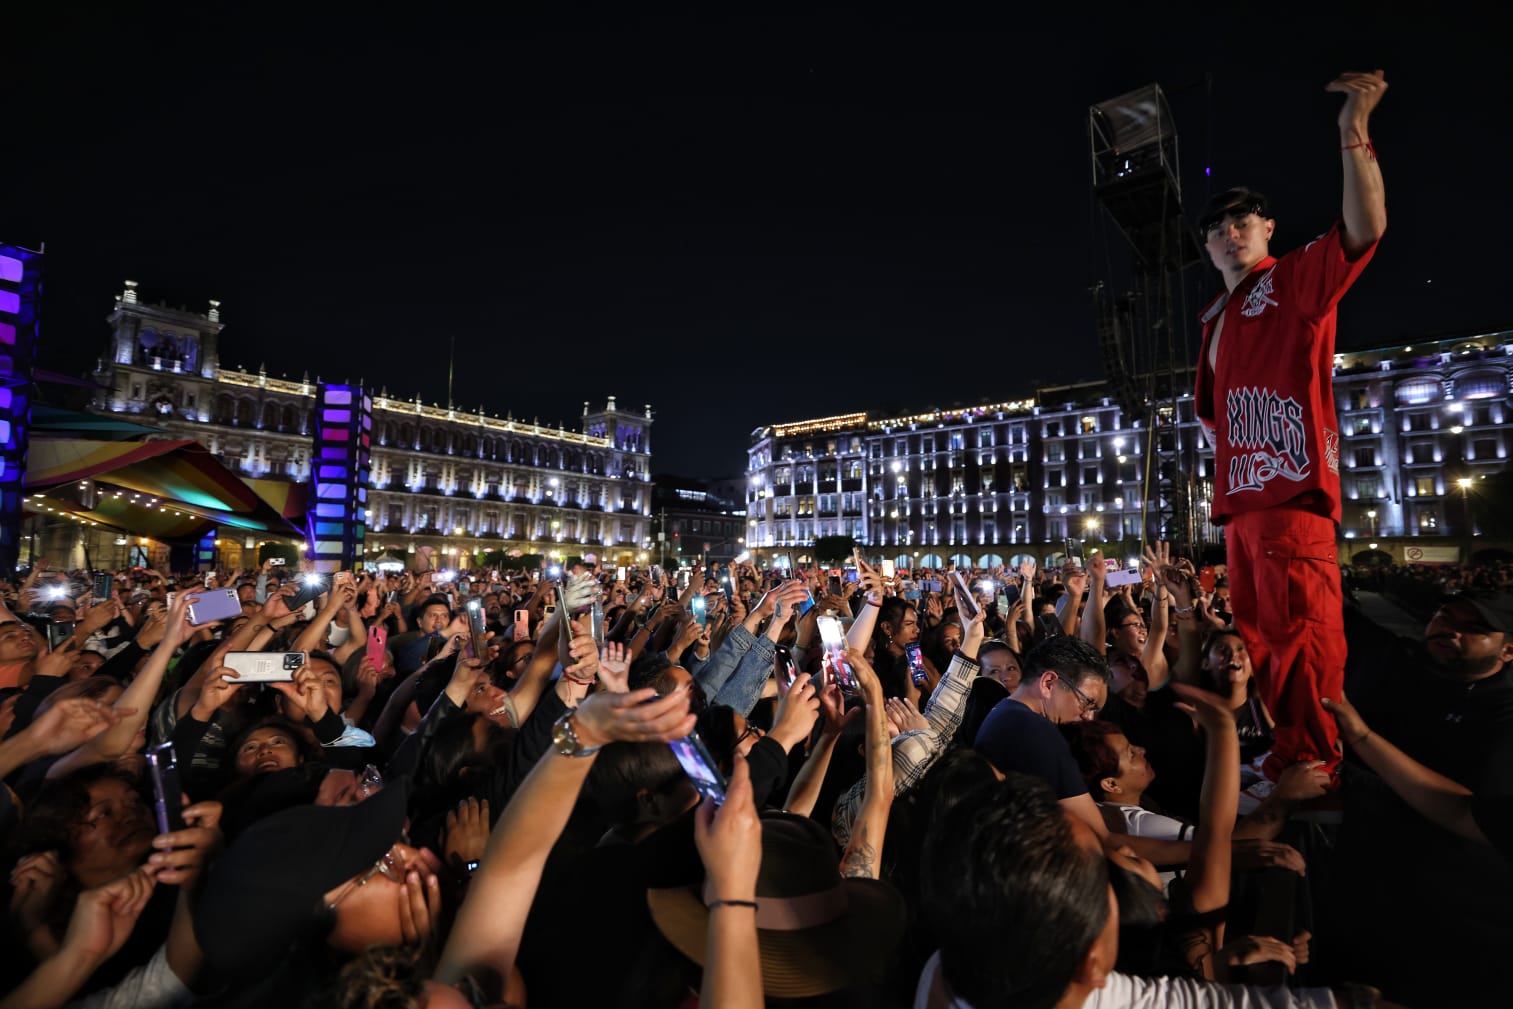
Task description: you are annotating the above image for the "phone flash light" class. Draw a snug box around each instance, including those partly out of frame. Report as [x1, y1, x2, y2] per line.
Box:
[547, 565, 562, 577]
[300, 573, 323, 586]
[46, 586, 69, 600]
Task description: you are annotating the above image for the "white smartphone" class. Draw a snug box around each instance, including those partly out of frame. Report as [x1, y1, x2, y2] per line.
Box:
[223, 651, 308, 683]
[881, 560, 896, 579]
[1106, 568, 1143, 588]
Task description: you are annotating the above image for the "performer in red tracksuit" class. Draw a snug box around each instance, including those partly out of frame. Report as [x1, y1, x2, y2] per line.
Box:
[1194, 70, 1388, 778]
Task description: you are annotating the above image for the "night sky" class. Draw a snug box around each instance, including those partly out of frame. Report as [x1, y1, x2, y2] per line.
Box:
[8, 7, 1508, 478]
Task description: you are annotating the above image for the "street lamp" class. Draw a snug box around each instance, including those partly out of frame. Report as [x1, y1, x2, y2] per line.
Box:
[1366, 509, 1377, 536]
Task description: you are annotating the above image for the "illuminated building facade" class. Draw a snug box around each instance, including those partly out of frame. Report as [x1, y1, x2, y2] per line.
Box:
[91, 283, 655, 565]
[746, 329, 1513, 564]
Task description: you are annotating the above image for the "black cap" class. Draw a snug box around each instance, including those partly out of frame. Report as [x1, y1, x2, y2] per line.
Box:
[1438, 591, 1513, 635]
[1198, 187, 1271, 233]
[193, 778, 409, 978]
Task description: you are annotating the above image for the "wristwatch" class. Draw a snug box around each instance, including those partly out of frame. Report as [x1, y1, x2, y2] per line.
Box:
[551, 710, 603, 758]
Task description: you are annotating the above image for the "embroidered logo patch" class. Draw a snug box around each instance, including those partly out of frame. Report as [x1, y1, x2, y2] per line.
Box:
[1240, 267, 1279, 318]
[1225, 386, 1311, 494]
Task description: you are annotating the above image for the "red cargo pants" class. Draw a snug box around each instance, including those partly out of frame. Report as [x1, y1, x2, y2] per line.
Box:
[1224, 505, 1345, 777]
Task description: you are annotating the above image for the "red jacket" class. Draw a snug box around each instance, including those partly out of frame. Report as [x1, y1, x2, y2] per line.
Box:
[1195, 223, 1377, 524]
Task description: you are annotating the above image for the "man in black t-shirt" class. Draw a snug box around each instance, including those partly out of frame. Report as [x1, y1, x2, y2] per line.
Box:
[1330, 591, 1513, 1009]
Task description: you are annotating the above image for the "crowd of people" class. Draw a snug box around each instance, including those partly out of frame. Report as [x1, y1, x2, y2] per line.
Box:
[0, 543, 1506, 1008]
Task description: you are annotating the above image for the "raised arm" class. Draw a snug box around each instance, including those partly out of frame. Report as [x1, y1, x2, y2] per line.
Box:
[1323, 693, 1485, 843]
[1081, 550, 1108, 656]
[839, 648, 894, 879]
[1328, 70, 1388, 257]
[434, 688, 694, 996]
[1139, 542, 1173, 689]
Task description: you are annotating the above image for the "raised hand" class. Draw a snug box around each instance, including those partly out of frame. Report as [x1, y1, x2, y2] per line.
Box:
[1326, 70, 1387, 134]
[769, 672, 821, 750]
[1171, 682, 1237, 734]
[145, 800, 223, 890]
[570, 686, 695, 747]
[58, 869, 157, 966]
[694, 757, 761, 903]
[817, 682, 859, 738]
[24, 698, 135, 756]
[598, 641, 631, 693]
[443, 797, 491, 875]
[10, 850, 66, 936]
[884, 696, 929, 737]
[191, 667, 244, 721]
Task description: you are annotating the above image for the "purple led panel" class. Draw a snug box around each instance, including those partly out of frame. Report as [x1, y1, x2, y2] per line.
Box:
[305, 383, 372, 571]
[0, 244, 41, 577]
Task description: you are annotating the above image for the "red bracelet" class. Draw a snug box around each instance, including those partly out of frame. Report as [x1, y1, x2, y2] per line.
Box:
[1341, 140, 1376, 159]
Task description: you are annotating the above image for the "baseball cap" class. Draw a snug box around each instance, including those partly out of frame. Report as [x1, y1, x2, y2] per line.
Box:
[193, 777, 409, 978]
[1438, 591, 1513, 635]
[1198, 187, 1271, 234]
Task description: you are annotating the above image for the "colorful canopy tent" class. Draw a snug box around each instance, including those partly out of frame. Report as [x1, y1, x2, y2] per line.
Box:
[23, 438, 306, 540]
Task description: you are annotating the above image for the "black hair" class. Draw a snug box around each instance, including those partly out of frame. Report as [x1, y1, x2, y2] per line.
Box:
[586, 740, 686, 827]
[921, 774, 1110, 1009]
[1021, 635, 1109, 692]
[694, 705, 739, 777]
[955, 675, 1008, 750]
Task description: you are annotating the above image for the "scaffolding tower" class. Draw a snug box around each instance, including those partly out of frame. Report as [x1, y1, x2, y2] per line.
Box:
[1088, 84, 1205, 550]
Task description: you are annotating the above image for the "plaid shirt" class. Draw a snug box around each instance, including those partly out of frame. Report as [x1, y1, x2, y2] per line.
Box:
[831, 650, 979, 846]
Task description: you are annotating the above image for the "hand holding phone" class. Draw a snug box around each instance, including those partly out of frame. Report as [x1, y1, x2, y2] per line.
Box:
[817, 615, 858, 693]
[145, 742, 186, 835]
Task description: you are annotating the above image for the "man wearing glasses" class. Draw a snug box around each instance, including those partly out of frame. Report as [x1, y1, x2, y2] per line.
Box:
[1194, 71, 1388, 779]
[974, 638, 1189, 865]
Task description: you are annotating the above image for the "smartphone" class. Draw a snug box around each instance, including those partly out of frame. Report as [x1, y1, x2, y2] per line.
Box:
[366, 625, 388, 670]
[465, 597, 488, 659]
[590, 600, 605, 648]
[616, 565, 627, 583]
[1002, 581, 1022, 607]
[650, 564, 663, 586]
[904, 588, 921, 601]
[1064, 538, 1086, 567]
[223, 650, 308, 683]
[691, 594, 708, 628]
[668, 732, 727, 805]
[204, 572, 215, 588]
[47, 620, 76, 649]
[817, 615, 858, 693]
[1199, 566, 1217, 594]
[145, 742, 185, 835]
[269, 557, 287, 566]
[948, 571, 979, 620]
[843, 568, 859, 584]
[881, 559, 896, 580]
[995, 592, 1011, 613]
[287, 575, 327, 610]
[92, 572, 114, 601]
[1106, 568, 1143, 588]
[773, 644, 795, 694]
[514, 609, 530, 642]
[921, 578, 942, 593]
[386, 589, 402, 607]
[796, 589, 816, 617]
[186, 588, 242, 626]
[904, 642, 928, 688]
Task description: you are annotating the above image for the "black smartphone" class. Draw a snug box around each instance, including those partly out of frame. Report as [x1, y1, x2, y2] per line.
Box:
[92, 572, 114, 601]
[465, 597, 488, 659]
[1064, 538, 1085, 567]
[669, 732, 727, 805]
[287, 574, 328, 610]
[46, 620, 76, 650]
[145, 741, 186, 835]
[1037, 613, 1065, 638]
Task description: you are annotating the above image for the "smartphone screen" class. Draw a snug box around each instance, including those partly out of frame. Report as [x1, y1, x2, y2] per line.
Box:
[1199, 566, 1217, 594]
[93, 572, 114, 601]
[796, 589, 816, 617]
[817, 615, 857, 692]
[145, 742, 186, 835]
[904, 642, 928, 688]
[590, 600, 605, 648]
[881, 559, 896, 580]
[691, 594, 708, 628]
[1037, 613, 1065, 638]
[366, 625, 388, 670]
[669, 732, 727, 805]
[1064, 537, 1085, 567]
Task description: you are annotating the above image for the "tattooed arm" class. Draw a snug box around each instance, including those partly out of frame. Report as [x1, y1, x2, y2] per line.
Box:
[839, 648, 894, 880]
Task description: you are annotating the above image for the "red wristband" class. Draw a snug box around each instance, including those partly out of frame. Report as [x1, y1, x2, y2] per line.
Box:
[1341, 140, 1376, 159]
